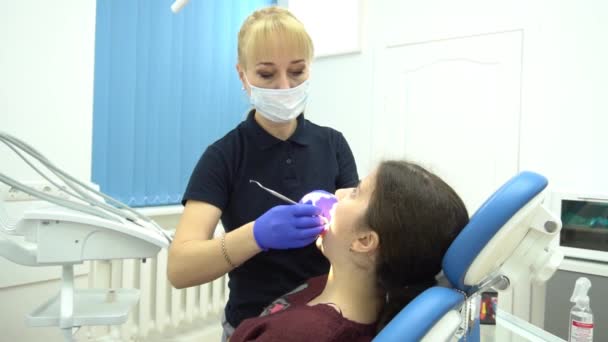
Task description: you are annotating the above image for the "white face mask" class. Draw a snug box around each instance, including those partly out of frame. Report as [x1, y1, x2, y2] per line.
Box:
[245, 76, 310, 123]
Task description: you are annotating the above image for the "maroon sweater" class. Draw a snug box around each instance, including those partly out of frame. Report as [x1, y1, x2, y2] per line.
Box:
[230, 275, 376, 342]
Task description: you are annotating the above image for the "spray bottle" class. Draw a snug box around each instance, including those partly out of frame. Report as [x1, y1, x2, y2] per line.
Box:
[569, 277, 593, 342]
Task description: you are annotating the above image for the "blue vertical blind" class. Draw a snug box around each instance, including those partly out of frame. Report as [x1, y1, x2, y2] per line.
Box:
[93, 1, 274, 207]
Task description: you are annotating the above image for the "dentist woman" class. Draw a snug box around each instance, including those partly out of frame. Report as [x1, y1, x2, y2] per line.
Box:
[167, 6, 359, 340]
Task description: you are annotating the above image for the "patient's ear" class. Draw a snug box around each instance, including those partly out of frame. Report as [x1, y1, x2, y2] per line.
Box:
[351, 229, 379, 254]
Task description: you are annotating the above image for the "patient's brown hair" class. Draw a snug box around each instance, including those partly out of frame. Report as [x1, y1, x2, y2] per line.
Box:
[365, 161, 469, 332]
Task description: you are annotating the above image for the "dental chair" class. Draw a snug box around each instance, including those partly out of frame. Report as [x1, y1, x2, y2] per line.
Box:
[374, 171, 564, 341]
[0, 132, 171, 341]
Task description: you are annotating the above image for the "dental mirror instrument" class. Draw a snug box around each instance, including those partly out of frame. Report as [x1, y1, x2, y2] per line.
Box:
[249, 180, 298, 204]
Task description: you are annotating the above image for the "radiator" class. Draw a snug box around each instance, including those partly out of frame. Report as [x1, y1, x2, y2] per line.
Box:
[87, 248, 228, 341]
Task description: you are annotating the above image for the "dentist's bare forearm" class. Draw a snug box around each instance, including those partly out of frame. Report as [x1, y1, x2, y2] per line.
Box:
[168, 222, 260, 288]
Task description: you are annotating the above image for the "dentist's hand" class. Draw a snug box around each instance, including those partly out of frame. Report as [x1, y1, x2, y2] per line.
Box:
[253, 204, 325, 251]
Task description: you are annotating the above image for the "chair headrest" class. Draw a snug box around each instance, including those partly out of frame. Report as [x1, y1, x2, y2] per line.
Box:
[442, 171, 548, 291]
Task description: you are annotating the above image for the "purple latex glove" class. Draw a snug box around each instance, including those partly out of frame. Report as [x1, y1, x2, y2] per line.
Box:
[299, 190, 338, 233]
[253, 204, 325, 251]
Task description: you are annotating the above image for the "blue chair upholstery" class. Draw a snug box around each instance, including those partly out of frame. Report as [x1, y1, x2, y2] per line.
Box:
[374, 171, 556, 342]
[374, 287, 464, 341]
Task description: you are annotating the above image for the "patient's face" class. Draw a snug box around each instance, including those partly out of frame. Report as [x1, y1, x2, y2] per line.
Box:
[316, 172, 375, 257]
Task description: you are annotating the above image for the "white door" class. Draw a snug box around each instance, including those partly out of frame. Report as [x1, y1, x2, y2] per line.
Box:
[371, 30, 523, 214]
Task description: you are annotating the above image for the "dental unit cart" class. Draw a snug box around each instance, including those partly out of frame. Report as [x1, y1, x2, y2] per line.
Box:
[0, 132, 171, 341]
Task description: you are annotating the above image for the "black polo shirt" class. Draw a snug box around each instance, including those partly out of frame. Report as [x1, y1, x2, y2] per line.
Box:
[182, 110, 359, 328]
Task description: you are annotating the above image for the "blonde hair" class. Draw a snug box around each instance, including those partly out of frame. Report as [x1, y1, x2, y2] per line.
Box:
[237, 7, 314, 69]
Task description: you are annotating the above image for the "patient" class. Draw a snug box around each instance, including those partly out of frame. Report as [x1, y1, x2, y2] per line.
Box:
[230, 160, 469, 341]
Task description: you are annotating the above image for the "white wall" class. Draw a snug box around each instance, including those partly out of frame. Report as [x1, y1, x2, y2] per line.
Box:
[308, 0, 608, 201]
[1, 0, 608, 340]
[0, 0, 96, 181]
[307, 52, 375, 176]
[0, 1, 96, 341]
[515, 1, 608, 196]
[305, 0, 374, 176]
